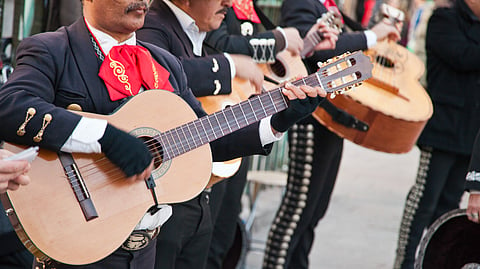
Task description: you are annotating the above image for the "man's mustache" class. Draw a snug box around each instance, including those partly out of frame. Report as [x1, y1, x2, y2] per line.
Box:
[216, 7, 229, 14]
[126, 1, 149, 13]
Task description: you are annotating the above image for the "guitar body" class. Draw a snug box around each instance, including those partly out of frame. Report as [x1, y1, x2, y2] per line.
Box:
[258, 50, 308, 87]
[314, 41, 433, 153]
[1, 90, 212, 265]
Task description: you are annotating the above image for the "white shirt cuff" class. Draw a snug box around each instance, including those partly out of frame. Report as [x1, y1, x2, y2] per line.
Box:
[259, 116, 284, 146]
[364, 30, 378, 48]
[223, 52, 236, 79]
[60, 117, 108, 153]
[275, 27, 288, 53]
[135, 204, 173, 230]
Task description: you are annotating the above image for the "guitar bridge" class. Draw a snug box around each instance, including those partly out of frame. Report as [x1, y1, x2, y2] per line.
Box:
[58, 152, 98, 221]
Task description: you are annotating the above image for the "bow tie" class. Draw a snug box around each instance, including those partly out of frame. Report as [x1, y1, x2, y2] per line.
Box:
[99, 45, 174, 101]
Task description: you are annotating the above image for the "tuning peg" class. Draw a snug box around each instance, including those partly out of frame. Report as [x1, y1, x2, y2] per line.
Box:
[354, 82, 363, 87]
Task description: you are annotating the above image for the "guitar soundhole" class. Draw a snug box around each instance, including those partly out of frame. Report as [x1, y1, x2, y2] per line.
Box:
[375, 55, 395, 68]
[139, 136, 163, 169]
[269, 60, 287, 78]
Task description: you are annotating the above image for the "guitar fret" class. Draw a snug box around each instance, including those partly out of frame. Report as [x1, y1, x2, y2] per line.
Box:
[221, 111, 233, 133]
[237, 104, 248, 125]
[246, 99, 258, 123]
[225, 107, 240, 129]
[213, 113, 226, 136]
[158, 134, 172, 161]
[250, 97, 267, 119]
[185, 123, 198, 148]
[196, 120, 209, 144]
[205, 116, 218, 140]
[165, 130, 180, 157]
[179, 126, 191, 152]
[173, 128, 187, 154]
[315, 72, 324, 89]
[267, 92, 279, 113]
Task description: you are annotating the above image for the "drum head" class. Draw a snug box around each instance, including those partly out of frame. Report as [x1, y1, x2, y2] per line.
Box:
[415, 209, 480, 269]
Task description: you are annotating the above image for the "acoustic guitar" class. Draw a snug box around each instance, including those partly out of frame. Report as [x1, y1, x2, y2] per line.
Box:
[313, 4, 433, 153]
[0, 51, 372, 265]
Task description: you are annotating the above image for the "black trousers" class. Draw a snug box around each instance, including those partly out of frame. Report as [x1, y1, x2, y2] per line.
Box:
[394, 147, 469, 269]
[0, 232, 32, 269]
[207, 159, 249, 269]
[33, 240, 157, 269]
[263, 117, 343, 269]
[155, 192, 212, 269]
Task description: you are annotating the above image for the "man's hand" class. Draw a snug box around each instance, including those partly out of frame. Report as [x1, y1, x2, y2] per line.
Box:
[282, 27, 304, 56]
[305, 22, 339, 55]
[270, 83, 327, 133]
[0, 149, 31, 193]
[467, 193, 480, 223]
[99, 124, 154, 182]
[370, 18, 402, 42]
[230, 54, 264, 94]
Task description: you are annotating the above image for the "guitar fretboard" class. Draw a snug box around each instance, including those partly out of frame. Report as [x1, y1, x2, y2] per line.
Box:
[158, 88, 287, 161]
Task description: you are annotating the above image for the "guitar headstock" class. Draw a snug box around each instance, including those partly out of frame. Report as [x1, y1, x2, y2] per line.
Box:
[380, 3, 405, 24]
[316, 51, 373, 97]
[318, 10, 343, 33]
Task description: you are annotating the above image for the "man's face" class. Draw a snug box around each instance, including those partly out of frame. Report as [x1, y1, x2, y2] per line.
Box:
[84, 0, 151, 40]
[187, 0, 232, 32]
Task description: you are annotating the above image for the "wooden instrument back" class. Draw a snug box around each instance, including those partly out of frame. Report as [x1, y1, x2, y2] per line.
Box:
[313, 41, 433, 153]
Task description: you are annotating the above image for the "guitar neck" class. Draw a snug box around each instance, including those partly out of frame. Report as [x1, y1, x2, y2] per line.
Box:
[159, 51, 371, 161]
[159, 87, 287, 161]
[301, 31, 324, 58]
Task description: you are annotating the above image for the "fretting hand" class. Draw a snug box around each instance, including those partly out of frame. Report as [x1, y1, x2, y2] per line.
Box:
[270, 82, 327, 133]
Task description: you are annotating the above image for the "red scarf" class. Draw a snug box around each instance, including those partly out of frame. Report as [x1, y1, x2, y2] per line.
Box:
[99, 45, 174, 101]
[232, 0, 261, 23]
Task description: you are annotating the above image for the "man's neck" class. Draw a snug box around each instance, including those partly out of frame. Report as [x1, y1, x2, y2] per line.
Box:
[84, 18, 137, 56]
[163, 0, 206, 56]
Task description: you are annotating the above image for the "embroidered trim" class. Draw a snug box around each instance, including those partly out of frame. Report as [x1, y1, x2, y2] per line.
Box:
[466, 171, 480, 183]
[108, 53, 133, 95]
[151, 60, 159, 89]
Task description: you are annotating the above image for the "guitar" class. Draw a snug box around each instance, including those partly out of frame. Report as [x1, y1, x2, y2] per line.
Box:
[259, 10, 343, 89]
[0, 51, 372, 265]
[313, 4, 433, 153]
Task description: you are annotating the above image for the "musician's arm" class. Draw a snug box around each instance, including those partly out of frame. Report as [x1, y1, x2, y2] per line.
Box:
[204, 8, 285, 60]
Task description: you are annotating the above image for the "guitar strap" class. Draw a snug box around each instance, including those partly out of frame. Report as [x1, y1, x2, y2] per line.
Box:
[319, 99, 369, 131]
[253, 2, 276, 30]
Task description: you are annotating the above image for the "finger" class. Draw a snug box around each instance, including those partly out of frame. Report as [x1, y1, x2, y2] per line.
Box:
[252, 76, 263, 94]
[314, 86, 327, 97]
[285, 83, 307, 99]
[0, 160, 29, 174]
[299, 85, 318, 98]
[13, 174, 30, 186]
[7, 180, 20, 191]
